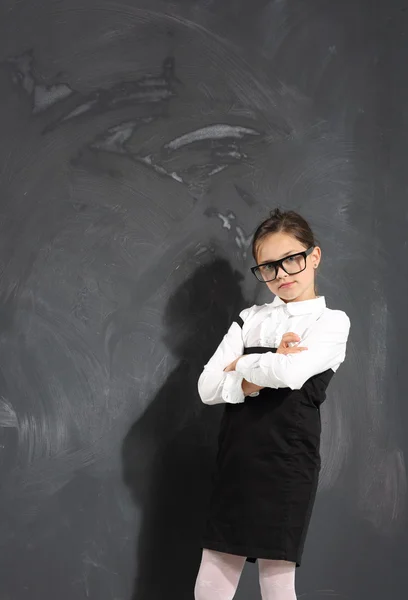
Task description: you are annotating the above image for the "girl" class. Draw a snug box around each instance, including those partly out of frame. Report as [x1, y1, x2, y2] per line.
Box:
[194, 209, 351, 600]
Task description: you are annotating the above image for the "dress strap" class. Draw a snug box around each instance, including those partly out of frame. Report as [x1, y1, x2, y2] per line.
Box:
[236, 315, 245, 328]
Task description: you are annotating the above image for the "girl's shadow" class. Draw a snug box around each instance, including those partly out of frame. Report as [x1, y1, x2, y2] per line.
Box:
[122, 258, 247, 600]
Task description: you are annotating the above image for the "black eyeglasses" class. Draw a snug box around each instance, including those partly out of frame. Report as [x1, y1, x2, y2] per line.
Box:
[251, 246, 315, 283]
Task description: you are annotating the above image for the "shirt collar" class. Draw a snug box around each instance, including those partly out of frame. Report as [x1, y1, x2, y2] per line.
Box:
[269, 294, 326, 316]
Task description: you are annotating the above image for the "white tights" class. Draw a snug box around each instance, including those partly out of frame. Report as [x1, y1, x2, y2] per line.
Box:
[194, 549, 297, 600]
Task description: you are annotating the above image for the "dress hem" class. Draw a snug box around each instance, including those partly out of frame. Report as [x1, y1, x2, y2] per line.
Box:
[201, 539, 301, 568]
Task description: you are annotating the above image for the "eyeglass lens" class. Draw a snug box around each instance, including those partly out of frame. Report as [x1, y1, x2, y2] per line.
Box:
[255, 254, 306, 282]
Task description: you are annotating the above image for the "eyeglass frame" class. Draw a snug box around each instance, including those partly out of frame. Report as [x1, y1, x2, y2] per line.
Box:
[250, 246, 315, 283]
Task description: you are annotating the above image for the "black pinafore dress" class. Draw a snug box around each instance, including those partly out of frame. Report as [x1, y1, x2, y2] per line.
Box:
[202, 322, 335, 567]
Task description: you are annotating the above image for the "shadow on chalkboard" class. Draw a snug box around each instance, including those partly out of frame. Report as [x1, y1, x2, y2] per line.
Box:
[122, 258, 247, 600]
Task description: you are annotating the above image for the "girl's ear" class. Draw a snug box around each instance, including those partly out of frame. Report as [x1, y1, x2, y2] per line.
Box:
[311, 245, 321, 268]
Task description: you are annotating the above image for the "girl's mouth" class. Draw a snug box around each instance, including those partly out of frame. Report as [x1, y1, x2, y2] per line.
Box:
[279, 282, 295, 289]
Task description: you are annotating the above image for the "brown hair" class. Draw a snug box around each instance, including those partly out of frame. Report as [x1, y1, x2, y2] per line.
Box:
[252, 208, 319, 293]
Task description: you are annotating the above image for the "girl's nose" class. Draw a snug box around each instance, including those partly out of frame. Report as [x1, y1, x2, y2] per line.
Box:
[276, 264, 287, 278]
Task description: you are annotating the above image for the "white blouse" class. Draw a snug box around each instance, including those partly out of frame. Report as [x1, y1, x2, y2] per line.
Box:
[197, 295, 351, 405]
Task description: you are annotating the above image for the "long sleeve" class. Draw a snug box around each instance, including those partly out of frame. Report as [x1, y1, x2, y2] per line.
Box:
[235, 310, 350, 390]
[197, 308, 252, 405]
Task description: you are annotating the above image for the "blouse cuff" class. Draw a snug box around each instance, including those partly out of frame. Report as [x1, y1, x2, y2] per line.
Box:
[221, 371, 246, 404]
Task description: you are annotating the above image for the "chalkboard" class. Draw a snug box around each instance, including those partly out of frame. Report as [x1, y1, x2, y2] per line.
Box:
[0, 0, 406, 599]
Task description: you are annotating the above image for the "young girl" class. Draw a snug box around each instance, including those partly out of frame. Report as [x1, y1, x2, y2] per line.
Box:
[194, 209, 351, 600]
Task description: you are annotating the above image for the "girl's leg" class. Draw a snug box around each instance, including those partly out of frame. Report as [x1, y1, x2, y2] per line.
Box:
[194, 548, 246, 600]
[258, 559, 297, 600]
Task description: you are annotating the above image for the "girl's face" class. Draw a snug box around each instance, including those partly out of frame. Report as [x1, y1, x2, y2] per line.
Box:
[255, 231, 321, 302]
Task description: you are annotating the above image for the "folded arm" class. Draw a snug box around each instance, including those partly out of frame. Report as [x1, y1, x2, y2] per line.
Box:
[197, 309, 251, 405]
[235, 311, 350, 390]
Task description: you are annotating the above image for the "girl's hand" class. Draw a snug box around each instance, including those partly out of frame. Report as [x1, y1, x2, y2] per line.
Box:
[223, 356, 242, 372]
[276, 332, 308, 355]
[242, 379, 264, 396]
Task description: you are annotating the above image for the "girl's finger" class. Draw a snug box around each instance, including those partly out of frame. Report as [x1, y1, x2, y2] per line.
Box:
[281, 332, 300, 341]
[282, 347, 308, 354]
[277, 348, 304, 355]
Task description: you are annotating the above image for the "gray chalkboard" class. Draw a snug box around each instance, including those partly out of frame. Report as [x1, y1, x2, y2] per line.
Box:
[0, 0, 406, 599]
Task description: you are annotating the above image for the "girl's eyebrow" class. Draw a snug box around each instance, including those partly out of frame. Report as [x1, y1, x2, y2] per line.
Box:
[263, 249, 298, 262]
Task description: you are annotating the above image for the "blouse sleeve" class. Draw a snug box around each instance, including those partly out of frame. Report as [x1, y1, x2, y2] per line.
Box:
[197, 307, 252, 405]
[235, 310, 350, 390]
